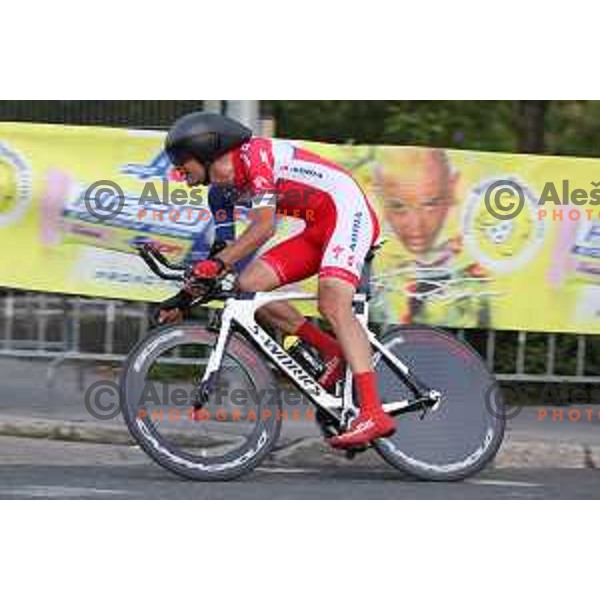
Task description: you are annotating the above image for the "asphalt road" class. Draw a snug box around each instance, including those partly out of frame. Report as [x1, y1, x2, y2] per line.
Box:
[3, 357, 600, 499]
[2, 436, 600, 499]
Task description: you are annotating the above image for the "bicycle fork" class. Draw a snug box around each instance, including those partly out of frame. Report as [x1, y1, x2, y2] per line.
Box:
[193, 307, 235, 410]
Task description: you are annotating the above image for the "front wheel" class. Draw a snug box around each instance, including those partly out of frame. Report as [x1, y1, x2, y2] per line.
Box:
[120, 323, 282, 481]
[372, 326, 505, 481]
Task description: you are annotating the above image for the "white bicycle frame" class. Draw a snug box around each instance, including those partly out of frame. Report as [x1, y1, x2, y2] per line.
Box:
[200, 289, 431, 423]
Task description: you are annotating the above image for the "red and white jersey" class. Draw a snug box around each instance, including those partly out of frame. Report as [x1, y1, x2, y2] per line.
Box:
[230, 137, 380, 287]
[231, 137, 376, 221]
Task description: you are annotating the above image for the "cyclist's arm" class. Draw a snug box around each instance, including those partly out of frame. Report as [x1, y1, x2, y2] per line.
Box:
[209, 186, 237, 244]
[216, 205, 276, 269]
[215, 138, 279, 270]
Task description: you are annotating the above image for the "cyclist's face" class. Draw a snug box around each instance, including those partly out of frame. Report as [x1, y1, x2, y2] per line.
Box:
[176, 158, 207, 187]
[382, 160, 455, 255]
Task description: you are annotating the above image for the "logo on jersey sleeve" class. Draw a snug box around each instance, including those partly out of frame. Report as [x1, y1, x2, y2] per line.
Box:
[253, 175, 271, 191]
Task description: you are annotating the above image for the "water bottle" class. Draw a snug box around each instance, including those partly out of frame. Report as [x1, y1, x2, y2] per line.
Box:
[286, 339, 326, 379]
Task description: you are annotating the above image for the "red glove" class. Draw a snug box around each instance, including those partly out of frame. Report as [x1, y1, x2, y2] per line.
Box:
[191, 258, 225, 280]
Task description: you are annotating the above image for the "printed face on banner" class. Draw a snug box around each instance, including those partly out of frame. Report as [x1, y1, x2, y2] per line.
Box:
[376, 148, 456, 255]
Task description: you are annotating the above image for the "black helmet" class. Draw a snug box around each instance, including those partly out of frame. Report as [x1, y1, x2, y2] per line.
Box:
[165, 112, 252, 167]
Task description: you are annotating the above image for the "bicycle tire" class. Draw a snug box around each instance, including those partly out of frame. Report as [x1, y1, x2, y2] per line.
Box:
[119, 323, 282, 481]
[372, 325, 505, 481]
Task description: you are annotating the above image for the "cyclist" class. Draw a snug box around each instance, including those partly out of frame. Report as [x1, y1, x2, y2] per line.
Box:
[160, 111, 396, 449]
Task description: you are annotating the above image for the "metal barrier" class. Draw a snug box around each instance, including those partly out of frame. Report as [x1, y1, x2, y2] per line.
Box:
[1, 289, 598, 385]
[0, 291, 149, 357]
[457, 328, 600, 383]
[0, 290, 219, 399]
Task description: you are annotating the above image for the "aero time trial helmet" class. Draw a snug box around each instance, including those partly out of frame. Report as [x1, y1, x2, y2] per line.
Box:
[164, 112, 252, 168]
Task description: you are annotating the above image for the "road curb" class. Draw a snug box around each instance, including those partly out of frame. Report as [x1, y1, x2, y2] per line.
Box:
[271, 437, 600, 470]
[0, 417, 241, 449]
[0, 417, 132, 446]
[494, 440, 591, 469]
[1, 416, 598, 470]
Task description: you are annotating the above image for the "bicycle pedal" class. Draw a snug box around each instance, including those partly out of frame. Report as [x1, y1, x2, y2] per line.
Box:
[344, 446, 369, 460]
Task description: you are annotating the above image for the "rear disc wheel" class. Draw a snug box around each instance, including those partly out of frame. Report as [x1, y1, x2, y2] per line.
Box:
[372, 326, 505, 481]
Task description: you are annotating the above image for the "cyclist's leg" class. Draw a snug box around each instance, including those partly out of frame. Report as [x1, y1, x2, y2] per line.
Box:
[238, 229, 346, 379]
[318, 278, 373, 372]
[237, 232, 321, 334]
[237, 260, 304, 333]
[315, 184, 379, 377]
[317, 233, 377, 380]
[258, 230, 356, 369]
[317, 189, 394, 446]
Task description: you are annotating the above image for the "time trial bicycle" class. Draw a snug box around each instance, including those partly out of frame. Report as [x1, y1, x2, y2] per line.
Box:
[119, 242, 505, 481]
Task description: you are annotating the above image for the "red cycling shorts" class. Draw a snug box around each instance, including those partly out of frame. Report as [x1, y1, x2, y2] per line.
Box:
[259, 187, 380, 288]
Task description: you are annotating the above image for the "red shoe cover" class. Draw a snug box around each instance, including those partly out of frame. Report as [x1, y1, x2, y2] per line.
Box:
[329, 411, 396, 449]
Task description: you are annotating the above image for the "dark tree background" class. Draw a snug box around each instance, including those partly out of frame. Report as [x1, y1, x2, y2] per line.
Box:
[1, 99, 600, 156]
[264, 100, 600, 157]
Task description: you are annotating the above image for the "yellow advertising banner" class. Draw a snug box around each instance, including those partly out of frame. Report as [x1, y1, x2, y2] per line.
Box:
[1, 121, 599, 334]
